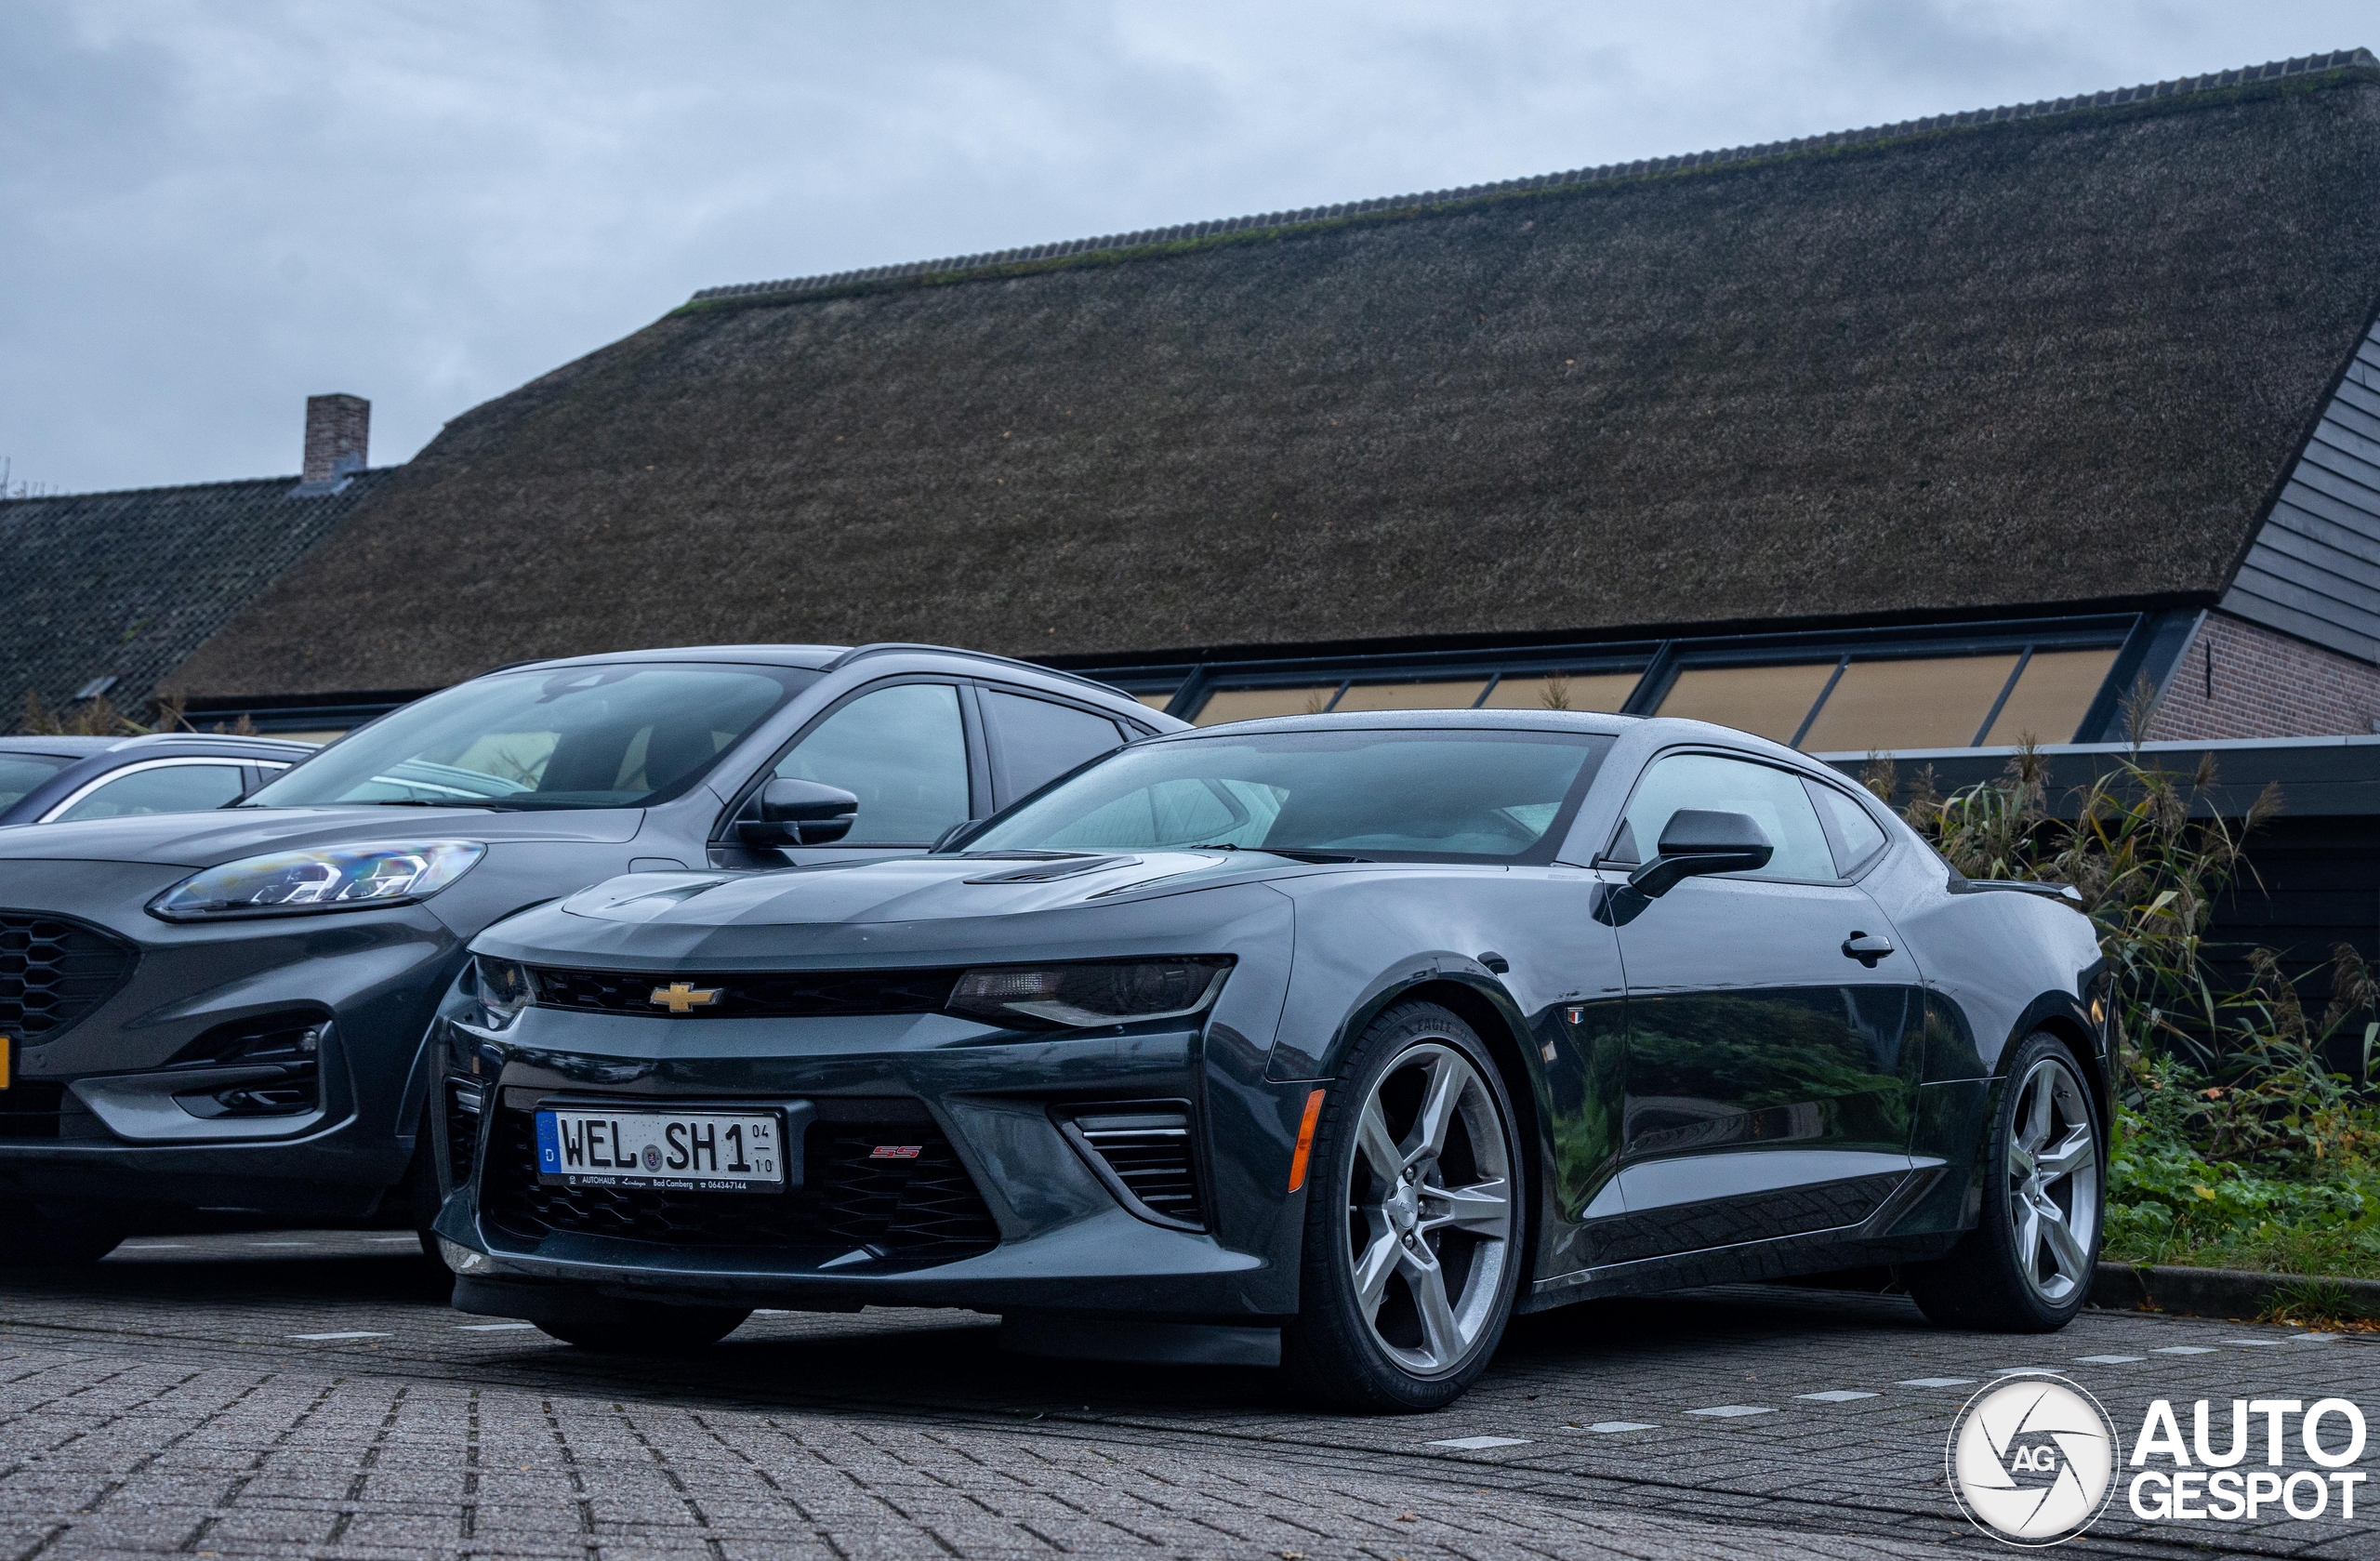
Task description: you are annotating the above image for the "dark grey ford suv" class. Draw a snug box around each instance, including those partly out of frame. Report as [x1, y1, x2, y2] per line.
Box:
[0, 644, 1176, 1260]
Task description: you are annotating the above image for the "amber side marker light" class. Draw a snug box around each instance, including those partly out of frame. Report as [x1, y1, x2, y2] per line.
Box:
[1286, 1088, 1325, 1191]
[0, 1035, 13, 1091]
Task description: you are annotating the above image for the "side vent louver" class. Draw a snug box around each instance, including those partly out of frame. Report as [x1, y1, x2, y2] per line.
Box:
[1060, 1103, 1204, 1231]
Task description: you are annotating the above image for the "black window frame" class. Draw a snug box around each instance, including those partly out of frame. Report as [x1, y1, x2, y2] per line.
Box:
[713, 674, 985, 852]
[1596, 746, 1858, 889]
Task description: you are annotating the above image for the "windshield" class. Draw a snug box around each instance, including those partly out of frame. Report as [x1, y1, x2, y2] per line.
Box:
[243, 664, 814, 811]
[0, 753, 73, 810]
[963, 728, 1612, 862]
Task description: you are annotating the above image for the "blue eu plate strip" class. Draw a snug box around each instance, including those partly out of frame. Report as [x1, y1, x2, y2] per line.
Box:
[535, 1111, 560, 1173]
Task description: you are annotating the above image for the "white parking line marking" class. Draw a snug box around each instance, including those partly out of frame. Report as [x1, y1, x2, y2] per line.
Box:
[117, 1243, 189, 1250]
[2153, 1346, 2219, 1355]
[2221, 1339, 2285, 1347]
[456, 1323, 536, 1331]
[2294, 1333, 2341, 1342]
[1795, 1391, 1878, 1402]
[1686, 1405, 1774, 1418]
[1899, 1378, 1974, 1388]
[2074, 1355, 2146, 1364]
[752, 1308, 791, 1316]
[1427, 1435, 1531, 1449]
[1991, 1368, 2057, 1375]
[363, 1236, 422, 1243]
[249, 1242, 312, 1248]
[289, 1331, 390, 1341]
[1579, 1422, 1656, 1433]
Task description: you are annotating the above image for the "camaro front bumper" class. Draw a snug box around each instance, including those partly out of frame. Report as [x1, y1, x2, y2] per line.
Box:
[431, 1002, 1315, 1320]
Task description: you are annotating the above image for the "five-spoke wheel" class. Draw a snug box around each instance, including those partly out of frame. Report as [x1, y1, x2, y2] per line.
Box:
[1907, 1030, 2103, 1332]
[1287, 1001, 1525, 1410]
[2005, 1052, 2099, 1308]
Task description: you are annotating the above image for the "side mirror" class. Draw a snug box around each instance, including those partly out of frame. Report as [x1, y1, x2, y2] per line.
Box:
[737, 779, 860, 847]
[1627, 809, 1773, 898]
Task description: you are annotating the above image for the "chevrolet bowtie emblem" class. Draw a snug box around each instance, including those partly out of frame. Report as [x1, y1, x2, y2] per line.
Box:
[649, 982, 721, 1014]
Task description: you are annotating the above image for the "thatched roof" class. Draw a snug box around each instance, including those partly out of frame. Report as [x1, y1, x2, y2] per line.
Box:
[0, 471, 391, 718]
[167, 52, 2380, 700]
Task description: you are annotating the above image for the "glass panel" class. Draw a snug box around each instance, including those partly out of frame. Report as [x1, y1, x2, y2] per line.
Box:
[1655, 663, 1838, 743]
[969, 730, 1610, 863]
[245, 665, 808, 810]
[1331, 681, 1489, 712]
[1192, 686, 1342, 725]
[982, 690, 1124, 802]
[776, 682, 971, 845]
[1982, 649, 2121, 747]
[1797, 655, 2021, 753]
[1480, 672, 1640, 712]
[1614, 752, 1836, 880]
[0, 754, 73, 809]
[55, 762, 246, 822]
[1809, 781, 1888, 873]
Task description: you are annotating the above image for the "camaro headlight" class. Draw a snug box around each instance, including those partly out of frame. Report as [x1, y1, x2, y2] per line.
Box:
[149, 841, 486, 921]
[946, 958, 1233, 1029]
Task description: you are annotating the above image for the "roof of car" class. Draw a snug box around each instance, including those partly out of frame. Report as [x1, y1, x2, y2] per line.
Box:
[485, 642, 1172, 716]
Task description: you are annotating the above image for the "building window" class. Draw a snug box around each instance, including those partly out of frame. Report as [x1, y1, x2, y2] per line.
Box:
[1655, 663, 1841, 743]
[1192, 686, 1346, 725]
[1332, 680, 1491, 712]
[1796, 655, 2024, 752]
[1479, 672, 1638, 712]
[1978, 648, 2121, 747]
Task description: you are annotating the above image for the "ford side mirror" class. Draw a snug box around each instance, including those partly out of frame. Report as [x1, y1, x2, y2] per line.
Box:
[738, 779, 860, 847]
[1628, 810, 1773, 898]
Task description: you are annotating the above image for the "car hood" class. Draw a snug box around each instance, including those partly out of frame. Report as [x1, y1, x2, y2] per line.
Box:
[473, 851, 1328, 970]
[559, 852, 1320, 928]
[0, 805, 645, 867]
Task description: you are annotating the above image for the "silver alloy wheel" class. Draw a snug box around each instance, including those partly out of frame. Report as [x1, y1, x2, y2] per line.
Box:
[2006, 1053, 2100, 1305]
[1343, 1040, 1514, 1376]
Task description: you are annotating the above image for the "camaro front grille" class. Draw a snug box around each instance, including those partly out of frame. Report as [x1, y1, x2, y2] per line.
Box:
[0, 912, 136, 1040]
[479, 1105, 999, 1263]
[527, 966, 966, 1019]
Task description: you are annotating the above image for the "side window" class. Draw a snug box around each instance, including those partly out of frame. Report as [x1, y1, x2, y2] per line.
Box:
[52, 762, 247, 823]
[774, 682, 970, 845]
[1613, 752, 1837, 881]
[982, 689, 1124, 803]
[1808, 781, 1888, 875]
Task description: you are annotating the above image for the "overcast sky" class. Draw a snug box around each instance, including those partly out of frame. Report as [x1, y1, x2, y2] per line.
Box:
[5, 1, 2375, 494]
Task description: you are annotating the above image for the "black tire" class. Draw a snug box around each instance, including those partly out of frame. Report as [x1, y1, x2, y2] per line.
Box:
[0, 1206, 126, 1266]
[532, 1298, 752, 1354]
[1906, 1031, 2102, 1332]
[1282, 1001, 1526, 1412]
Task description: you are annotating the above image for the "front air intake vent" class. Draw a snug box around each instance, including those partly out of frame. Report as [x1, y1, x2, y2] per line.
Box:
[1060, 1103, 1205, 1231]
[0, 912, 136, 1040]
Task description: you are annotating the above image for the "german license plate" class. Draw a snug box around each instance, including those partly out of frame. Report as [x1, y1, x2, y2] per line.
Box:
[535, 1107, 785, 1193]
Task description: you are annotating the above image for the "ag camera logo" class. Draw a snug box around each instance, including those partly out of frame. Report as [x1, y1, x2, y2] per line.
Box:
[1947, 1373, 2120, 1546]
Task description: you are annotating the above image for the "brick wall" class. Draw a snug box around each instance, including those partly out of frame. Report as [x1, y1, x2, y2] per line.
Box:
[2145, 611, 2380, 740]
[300, 395, 369, 485]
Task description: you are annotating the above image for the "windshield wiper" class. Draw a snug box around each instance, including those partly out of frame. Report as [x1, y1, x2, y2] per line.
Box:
[340, 798, 525, 810]
[1185, 843, 1366, 864]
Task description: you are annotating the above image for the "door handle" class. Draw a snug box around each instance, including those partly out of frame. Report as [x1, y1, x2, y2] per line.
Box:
[1842, 932, 1895, 968]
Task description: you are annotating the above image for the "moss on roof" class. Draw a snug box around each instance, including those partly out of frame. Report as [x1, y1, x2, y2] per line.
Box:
[168, 59, 2380, 698]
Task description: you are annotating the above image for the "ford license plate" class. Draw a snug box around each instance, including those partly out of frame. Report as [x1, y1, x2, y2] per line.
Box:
[534, 1108, 785, 1193]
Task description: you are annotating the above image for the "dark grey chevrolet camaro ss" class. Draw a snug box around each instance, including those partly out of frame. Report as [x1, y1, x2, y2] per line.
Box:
[435, 710, 2109, 1409]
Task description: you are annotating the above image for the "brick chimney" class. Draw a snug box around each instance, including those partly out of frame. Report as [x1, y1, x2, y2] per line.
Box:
[300, 394, 369, 486]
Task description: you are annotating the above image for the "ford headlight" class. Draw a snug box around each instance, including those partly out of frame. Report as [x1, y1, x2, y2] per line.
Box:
[149, 841, 486, 921]
[946, 958, 1232, 1029]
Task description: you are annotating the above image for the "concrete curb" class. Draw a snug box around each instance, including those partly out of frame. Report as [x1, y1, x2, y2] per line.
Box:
[2090, 1263, 2380, 1319]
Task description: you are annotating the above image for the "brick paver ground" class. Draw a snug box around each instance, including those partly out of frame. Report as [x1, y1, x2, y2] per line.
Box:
[0, 1233, 2367, 1558]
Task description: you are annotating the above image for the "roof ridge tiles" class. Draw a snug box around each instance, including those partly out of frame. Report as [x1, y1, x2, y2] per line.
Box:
[687, 47, 2378, 309]
[0, 467, 394, 509]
